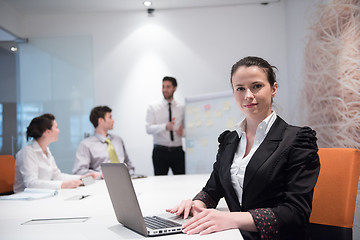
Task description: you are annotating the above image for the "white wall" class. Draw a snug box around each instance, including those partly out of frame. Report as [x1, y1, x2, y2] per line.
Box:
[3, 1, 288, 175]
[0, 0, 322, 176]
[91, 4, 288, 175]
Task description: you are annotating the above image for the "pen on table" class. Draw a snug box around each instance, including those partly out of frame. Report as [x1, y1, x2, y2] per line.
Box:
[79, 195, 90, 200]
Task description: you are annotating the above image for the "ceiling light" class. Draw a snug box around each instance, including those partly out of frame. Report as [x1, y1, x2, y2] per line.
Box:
[143, 1, 152, 7]
[10, 46, 18, 52]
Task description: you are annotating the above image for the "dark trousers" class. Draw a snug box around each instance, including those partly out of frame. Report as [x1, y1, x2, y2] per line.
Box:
[152, 145, 185, 175]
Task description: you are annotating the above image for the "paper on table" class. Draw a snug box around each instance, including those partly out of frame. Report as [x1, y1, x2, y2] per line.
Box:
[0, 188, 58, 200]
[21, 217, 90, 225]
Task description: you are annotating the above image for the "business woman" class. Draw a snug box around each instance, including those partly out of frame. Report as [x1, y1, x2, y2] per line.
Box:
[167, 56, 320, 240]
[14, 113, 97, 193]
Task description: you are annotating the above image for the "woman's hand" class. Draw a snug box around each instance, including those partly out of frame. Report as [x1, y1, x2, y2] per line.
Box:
[182, 205, 233, 235]
[183, 205, 256, 235]
[61, 179, 82, 189]
[82, 172, 100, 179]
[166, 199, 205, 219]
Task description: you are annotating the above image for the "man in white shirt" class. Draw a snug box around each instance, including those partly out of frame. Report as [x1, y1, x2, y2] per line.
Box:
[146, 76, 185, 175]
[72, 106, 135, 177]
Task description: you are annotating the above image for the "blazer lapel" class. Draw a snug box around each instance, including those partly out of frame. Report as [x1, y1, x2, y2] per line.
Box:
[221, 132, 240, 180]
[220, 132, 241, 209]
[243, 117, 287, 190]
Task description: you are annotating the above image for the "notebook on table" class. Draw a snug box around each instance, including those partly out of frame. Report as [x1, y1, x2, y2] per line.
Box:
[101, 163, 183, 237]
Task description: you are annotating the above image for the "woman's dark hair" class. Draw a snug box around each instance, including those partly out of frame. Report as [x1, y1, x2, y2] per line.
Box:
[90, 106, 112, 128]
[26, 113, 55, 141]
[230, 56, 278, 87]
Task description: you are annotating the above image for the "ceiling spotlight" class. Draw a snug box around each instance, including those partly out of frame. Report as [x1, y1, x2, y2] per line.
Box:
[143, 1, 152, 7]
[10, 46, 18, 52]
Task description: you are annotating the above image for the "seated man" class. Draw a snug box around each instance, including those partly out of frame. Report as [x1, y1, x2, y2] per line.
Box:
[72, 106, 135, 177]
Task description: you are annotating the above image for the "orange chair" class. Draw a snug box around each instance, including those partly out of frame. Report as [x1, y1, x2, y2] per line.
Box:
[309, 148, 360, 240]
[0, 155, 15, 195]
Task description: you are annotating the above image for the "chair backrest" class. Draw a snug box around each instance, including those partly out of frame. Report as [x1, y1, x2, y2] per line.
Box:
[0, 155, 16, 194]
[310, 148, 360, 228]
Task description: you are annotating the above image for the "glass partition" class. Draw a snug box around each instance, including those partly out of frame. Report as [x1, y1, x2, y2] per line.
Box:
[18, 36, 94, 173]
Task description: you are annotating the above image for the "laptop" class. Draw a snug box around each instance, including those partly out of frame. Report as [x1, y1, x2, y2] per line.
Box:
[101, 163, 184, 237]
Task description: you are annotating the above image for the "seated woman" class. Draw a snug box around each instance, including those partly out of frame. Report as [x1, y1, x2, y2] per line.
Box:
[167, 56, 320, 240]
[14, 113, 97, 193]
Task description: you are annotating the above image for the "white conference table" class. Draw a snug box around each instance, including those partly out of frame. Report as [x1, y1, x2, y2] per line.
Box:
[0, 174, 243, 240]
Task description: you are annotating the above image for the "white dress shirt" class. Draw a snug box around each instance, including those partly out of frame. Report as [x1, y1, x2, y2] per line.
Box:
[230, 111, 277, 205]
[72, 133, 135, 175]
[146, 98, 184, 147]
[14, 140, 80, 193]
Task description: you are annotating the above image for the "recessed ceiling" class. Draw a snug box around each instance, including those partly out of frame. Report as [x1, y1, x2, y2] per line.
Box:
[0, 0, 279, 41]
[0, 28, 17, 42]
[2, 0, 279, 14]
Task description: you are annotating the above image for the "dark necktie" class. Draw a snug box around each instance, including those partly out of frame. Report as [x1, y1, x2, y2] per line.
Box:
[168, 102, 174, 141]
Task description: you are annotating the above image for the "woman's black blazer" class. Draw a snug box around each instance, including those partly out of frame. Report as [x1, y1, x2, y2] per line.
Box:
[195, 116, 320, 240]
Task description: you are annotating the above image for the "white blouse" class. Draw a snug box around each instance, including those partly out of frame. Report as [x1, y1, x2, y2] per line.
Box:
[145, 98, 185, 147]
[14, 140, 80, 193]
[230, 112, 277, 205]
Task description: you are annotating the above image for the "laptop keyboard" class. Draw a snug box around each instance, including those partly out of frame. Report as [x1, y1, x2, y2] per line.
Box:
[144, 216, 182, 230]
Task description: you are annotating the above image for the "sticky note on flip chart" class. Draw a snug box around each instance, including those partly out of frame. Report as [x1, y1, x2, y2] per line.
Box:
[200, 139, 208, 147]
[226, 118, 235, 129]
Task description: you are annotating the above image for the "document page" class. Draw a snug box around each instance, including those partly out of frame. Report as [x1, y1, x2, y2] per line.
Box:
[0, 188, 58, 200]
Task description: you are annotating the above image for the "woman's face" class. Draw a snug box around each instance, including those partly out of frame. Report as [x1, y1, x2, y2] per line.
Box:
[47, 120, 60, 143]
[231, 66, 277, 121]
